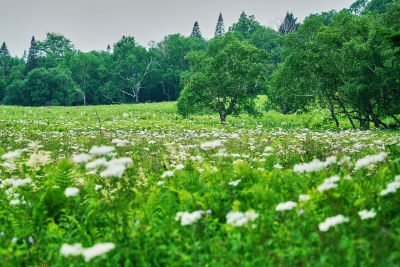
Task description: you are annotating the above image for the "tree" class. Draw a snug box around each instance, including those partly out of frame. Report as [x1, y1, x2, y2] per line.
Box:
[278, 12, 299, 35]
[26, 36, 39, 74]
[215, 13, 225, 37]
[229, 11, 261, 40]
[191, 21, 203, 38]
[106, 36, 153, 103]
[0, 42, 11, 76]
[0, 42, 10, 57]
[178, 33, 268, 124]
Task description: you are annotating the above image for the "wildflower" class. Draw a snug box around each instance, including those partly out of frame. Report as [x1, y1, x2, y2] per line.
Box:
[380, 181, 400, 196]
[206, 209, 212, 214]
[293, 156, 337, 173]
[10, 199, 23, 205]
[1, 150, 22, 160]
[175, 211, 203, 226]
[111, 139, 130, 147]
[273, 164, 283, 169]
[65, 187, 79, 197]
[299, 194, 310, 202]
[317, 176, 340, 192]
[100, 165, 126, 178]
[26, 151, 51, 170]
[11, 237, 17, 243]
[354, 152, 387, 170]
[1, 178, 31, 188]
[82, 243, 115, 262]
[86, 158, 107, 169]
[228, 179, 241, 186]
[89, 145, 115, 156]
[299, 209, 304, 215]
[161, 171, 174, 178]
[73, 153, 92, 163]
[275, 201, 297, 211]
[319, 215, 349, 231]
[200, 140, 222, 151]
[175, 164, 185, 170]
[358, 209, 376, 220]
[226, 211, 259, 227]
[60, 243, 84, 256]
[157, 181, 164, 185]
[28, 236, 34, 244]
[95, 185, 103, 191]
[264, 146, 274, 152]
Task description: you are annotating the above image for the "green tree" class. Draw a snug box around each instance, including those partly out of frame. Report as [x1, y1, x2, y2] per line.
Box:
[278, 12, 300, 35]
[215, 13, 225, 37]
[0, 42, 11, 76]
[191, 21, 203, 38]
[229, 11, 261, 40]
[178, 33, 268, 124]
[25, 36, 39, 74]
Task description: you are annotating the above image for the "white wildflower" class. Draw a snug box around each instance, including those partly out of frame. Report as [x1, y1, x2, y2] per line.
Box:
[100, 165, 126, 178]
[299, 194, 310, 202]
[111, 139, 130, 147]
[73, 153, 92, 164]
[264, 146, 274, 152]
[60, 243, 83, 257]
[273, 164, 283, 169]
[161, 171, 174, 178]
[1, 178, 31, 188]
[354, 152, 387, 170]
[26, 151, 51, 170]
[82, 243, 115, 262]
[317, 176, 340, 192]
[85, 158, 107, 169]
[1, 150, 22, 160]
[358, 209, 376, 220]
[157, 181, 164, 185]
[228, 179, 241, 186]
[293, 156, 337, 173]
[319, 215, 349, 231]
[275, 201, 297, 211]
[226, 211, 259, 227]
[175, 164, 185, 170]
[380, 181, 400, 196]
[95, 185, 103, 191]
[175, 211, 203, 226]
[89, 145, 115, 156]
[65, 187, 79, 197]
[200, 140, 222, 151]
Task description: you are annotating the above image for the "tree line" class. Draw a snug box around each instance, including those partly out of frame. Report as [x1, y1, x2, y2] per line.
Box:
[1, 0, 400, 129]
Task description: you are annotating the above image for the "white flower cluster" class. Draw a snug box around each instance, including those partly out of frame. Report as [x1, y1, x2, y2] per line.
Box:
[317, 175, 340, 192]
[88, 145, 115, 156]
[299, 194, 310, 202]
[319, 215, 349, 231]
[111, 139, 131, 147]
[275, 201, 297, 211]
[73, 153, 92, 163]
[175, 211, 203, 226]
[0, 177, 31, 188]
[358, 209, 376, 220]
[200, 140, 222, 151]
[1, 150, 22, 160]
[228, 179, 241, 186]
[226, 211, 259, 227]
[65, 187, 79, 197]
[60, 242, 115, 261]
[354, 152, 387, 170]
[84, 156, 132, 178]
[293, 156, 337, 173]
[380, 175, 400, 196]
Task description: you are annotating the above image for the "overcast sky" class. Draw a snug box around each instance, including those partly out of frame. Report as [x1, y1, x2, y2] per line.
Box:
[1, 0, 355, 57]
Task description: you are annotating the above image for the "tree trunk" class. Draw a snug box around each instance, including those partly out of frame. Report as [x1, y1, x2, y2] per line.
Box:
[220, 114, 226, 125]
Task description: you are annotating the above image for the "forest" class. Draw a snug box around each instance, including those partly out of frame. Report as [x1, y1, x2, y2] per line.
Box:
[0, 0, 399, 129]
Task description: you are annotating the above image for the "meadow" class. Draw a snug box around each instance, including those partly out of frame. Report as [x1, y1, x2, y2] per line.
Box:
[0, 101, 399, 266]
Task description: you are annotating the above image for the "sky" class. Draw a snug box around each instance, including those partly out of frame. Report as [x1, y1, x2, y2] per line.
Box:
[1, 0, 356, 57]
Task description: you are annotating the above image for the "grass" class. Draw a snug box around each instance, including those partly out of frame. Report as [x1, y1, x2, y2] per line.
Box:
[0, 101, 399, 266]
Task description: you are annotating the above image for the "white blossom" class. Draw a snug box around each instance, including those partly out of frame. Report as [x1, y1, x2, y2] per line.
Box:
[100, 165, 126, 178]
[358, 209, 376, 220]
[319, 215, 349, 231]
[1, 178, 31, 188]
[65, 187, 79, 197]
[82, 243, 115, 262]
[228, 179, 241, 186]
[293, 156, 337, 173]
[354, 152, 387, 170]
[60, 243, 83, 257]
[299, 194, 310, 202]
[226, 211, 259, 227]
[200, 140, 222, 151]
[73, 153, 92, 164]
[161, 171, 174, 178]
[1, 150, 22, 160]
[175, 211, 203, 226]
[275, 201, 297, 211]
[380, 181, 400, 196]
[89, 145, 115, 156]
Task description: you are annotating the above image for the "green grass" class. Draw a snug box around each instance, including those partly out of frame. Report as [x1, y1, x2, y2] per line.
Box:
[0, 102, 399, 266]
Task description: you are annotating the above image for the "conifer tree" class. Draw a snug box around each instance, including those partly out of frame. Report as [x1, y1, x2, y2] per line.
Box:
[107, 44, 111, 53]
[0, 42, 10, 57]
[215, 13, 225, 37]
[191, 21, 203, 38]
[26, 36, 39, 73]
[278, 12, 299, 35]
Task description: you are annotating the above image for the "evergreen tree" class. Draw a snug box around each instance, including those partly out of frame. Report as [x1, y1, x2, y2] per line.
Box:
[191, 21, 203, 38]
[215, 13, 225, 37]
[229, 11, 261, 40]
[0, 42, 10, 57]
[107, 44, 111, 53]
[26, 36, 39, 73]
[278, 12, 299, 35]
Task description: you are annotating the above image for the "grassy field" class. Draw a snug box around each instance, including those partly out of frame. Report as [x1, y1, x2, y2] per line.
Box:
[0, 101, 400, 266]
